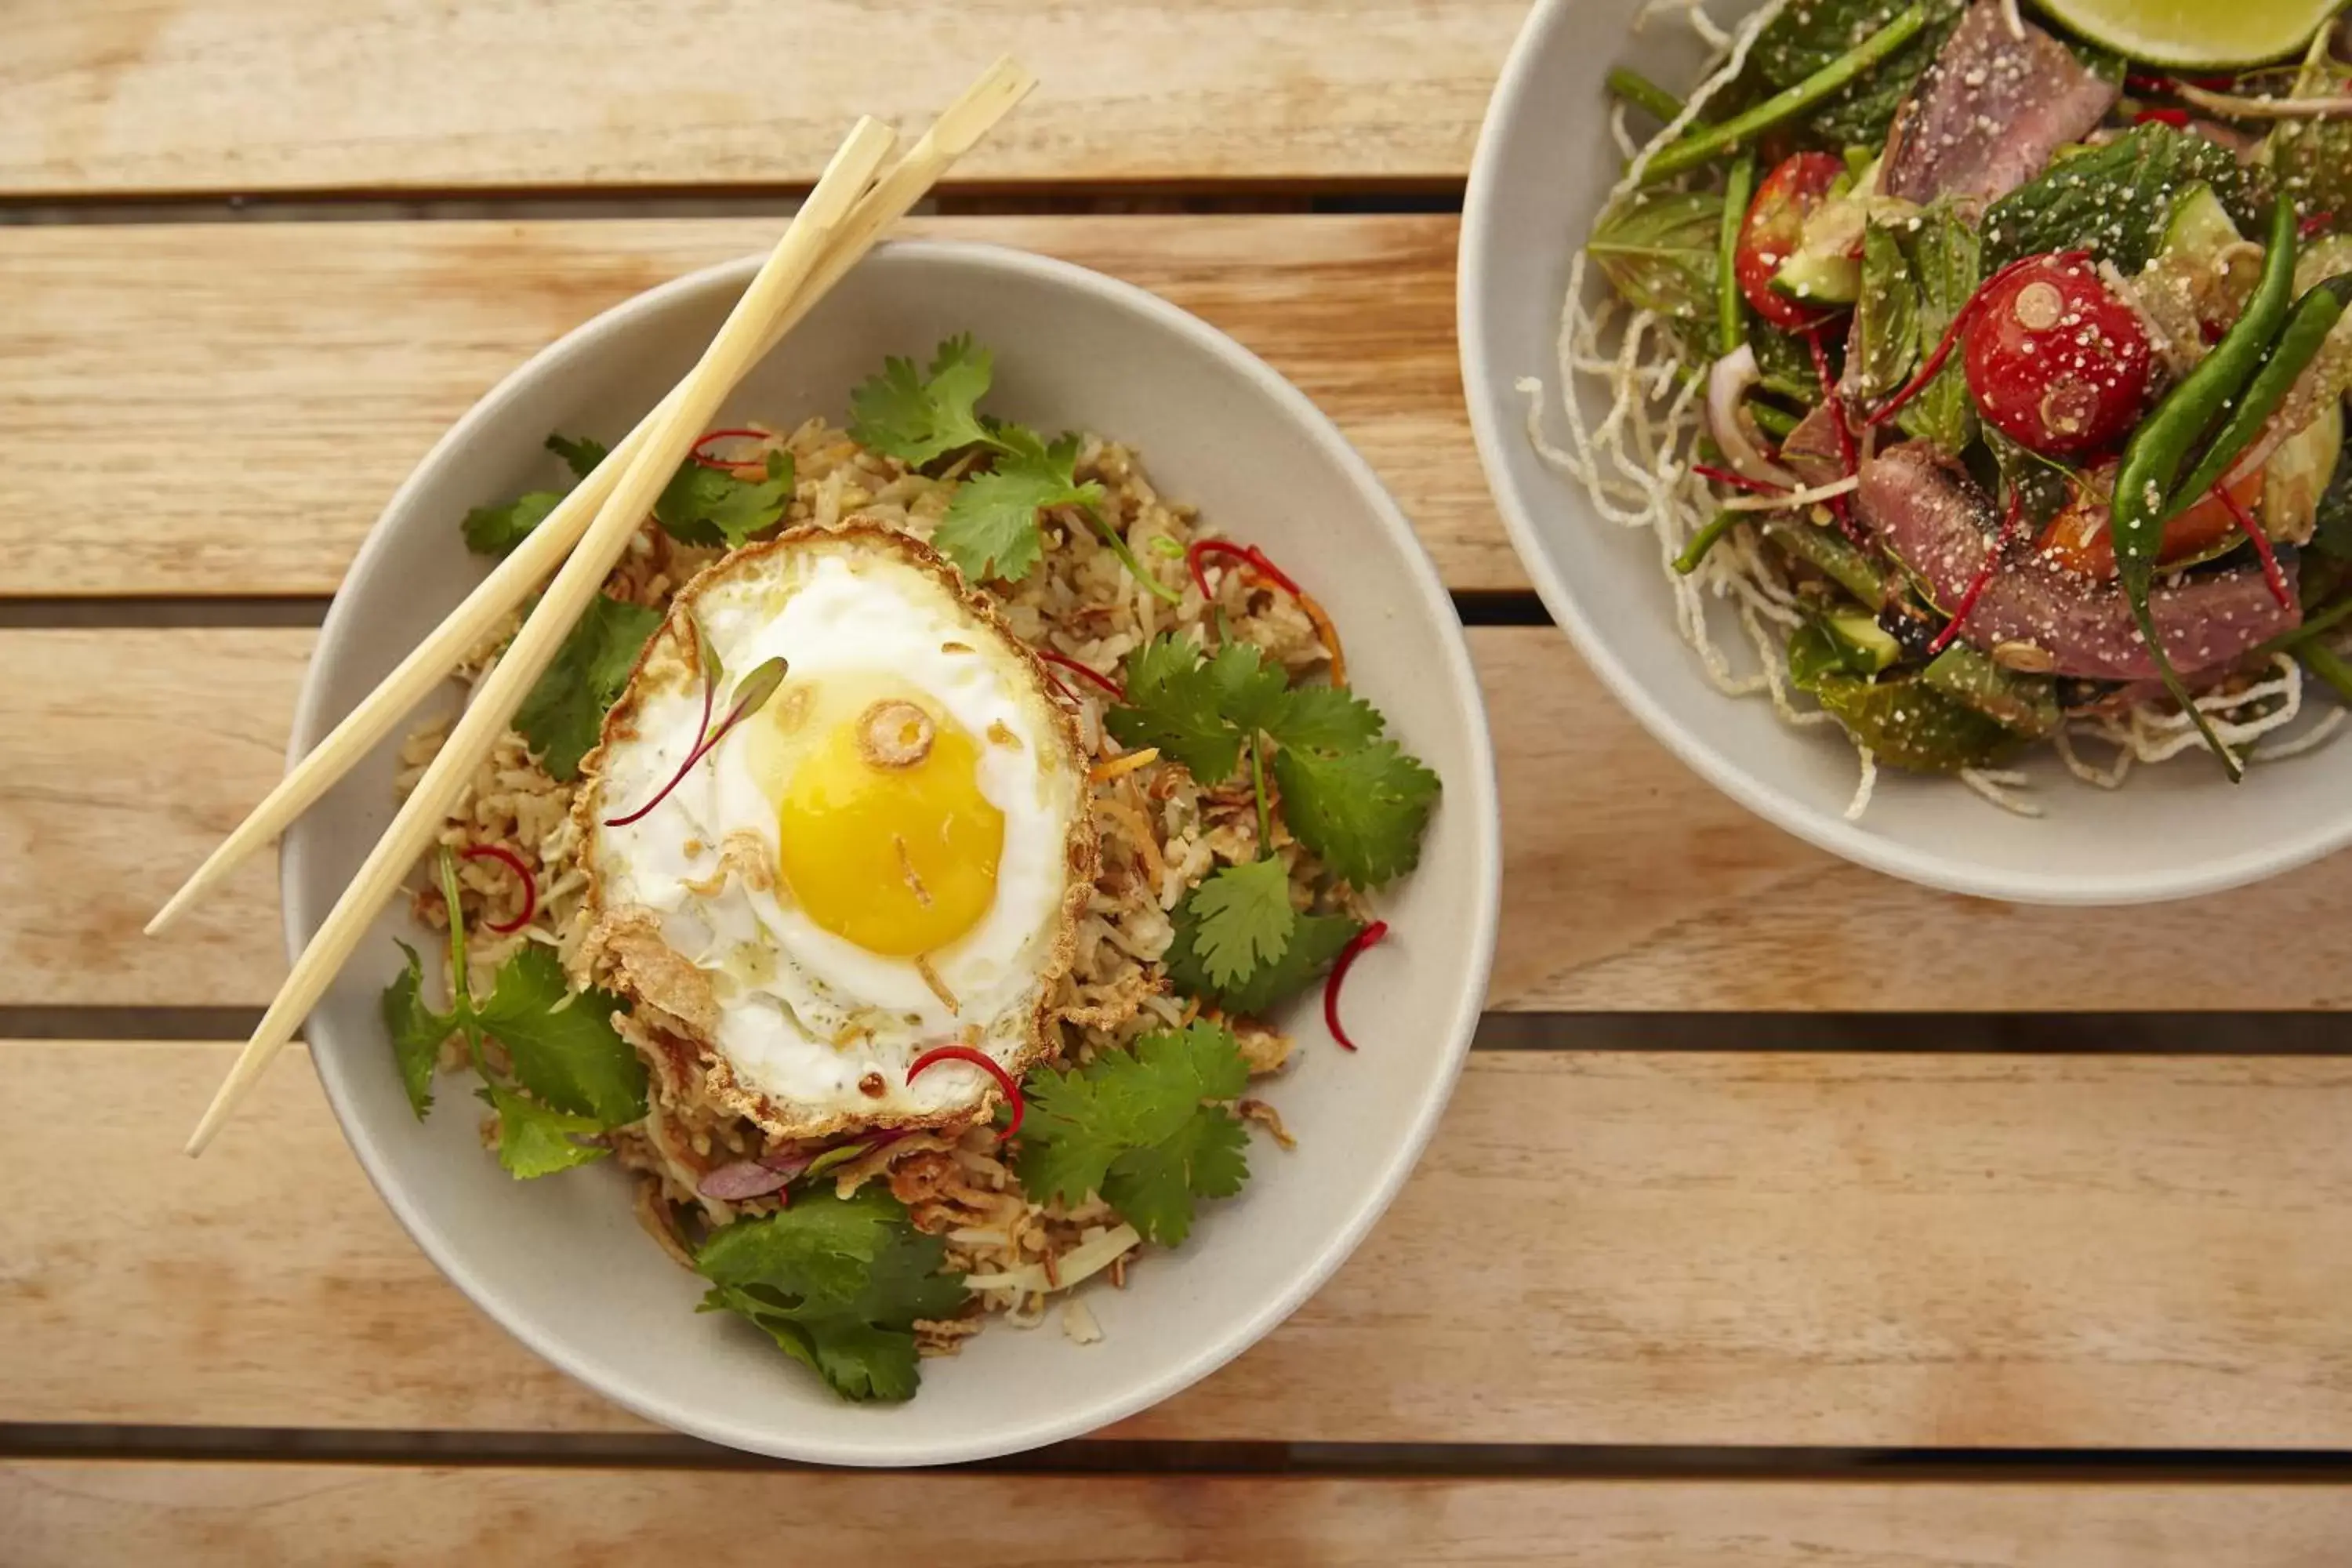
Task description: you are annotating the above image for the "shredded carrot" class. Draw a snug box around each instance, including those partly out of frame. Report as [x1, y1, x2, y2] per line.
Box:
[1090, 747, 1160, 783]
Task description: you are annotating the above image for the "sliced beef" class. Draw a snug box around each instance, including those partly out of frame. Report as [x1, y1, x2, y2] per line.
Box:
[1780, 400, 1850, 488]
[1882, 2, 2119, 205]
[1854, 441, 2299, 680]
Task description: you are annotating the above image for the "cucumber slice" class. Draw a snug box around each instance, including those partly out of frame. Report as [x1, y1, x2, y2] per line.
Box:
[2163, 182, 2241, 263]
[1824, 612, 1900, 675]
[1772, 248, 1861, 305]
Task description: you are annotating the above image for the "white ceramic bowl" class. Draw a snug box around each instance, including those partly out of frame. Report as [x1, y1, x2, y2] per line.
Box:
[285, 241, 1499, 1465]
[1461, 0, 2352, 904]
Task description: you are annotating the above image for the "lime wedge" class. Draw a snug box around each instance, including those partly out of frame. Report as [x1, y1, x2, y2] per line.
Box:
[2034, 0, 2343, 68]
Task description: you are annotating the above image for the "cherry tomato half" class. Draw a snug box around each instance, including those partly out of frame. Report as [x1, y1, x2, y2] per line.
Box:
[1963, 253, 2154, 458]
[1733, 151, 1847, 332]
[2035, 456, 2262, 579]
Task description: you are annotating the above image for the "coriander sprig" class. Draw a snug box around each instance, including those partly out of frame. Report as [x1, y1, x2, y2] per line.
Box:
[1107, 634, 1437, 1014]
[848, 335, 1180, 602]
[381, 848, 646, 1178]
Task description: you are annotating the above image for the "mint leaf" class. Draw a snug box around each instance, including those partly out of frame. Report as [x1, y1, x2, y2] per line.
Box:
[1986, 123, 2267, 274]
[1271, 739, 1440, 889]
[848, 334, 997, 466]
[474, 946, 644, 1125]
[380, 939, 456, 1119]
[514, 593, 662, 782]
[931, 428, 1102, 586]
[1014, 1022, 1253, 1247]
[481, 1084, 609, 1178]
[696, 1186, 967, 1403]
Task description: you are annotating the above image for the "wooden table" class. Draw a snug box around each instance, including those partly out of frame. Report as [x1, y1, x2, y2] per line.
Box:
[7, 5, 2352, 1562]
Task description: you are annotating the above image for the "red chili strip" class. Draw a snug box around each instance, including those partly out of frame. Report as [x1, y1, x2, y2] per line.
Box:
[1187, 538, 1302, 601]
[690, 427, 775, 471]
[1322, 920, 1390, 1053]
[1690, 462, 1789, 496]
[1928, 490, 2024, 655]
[1804, 325, 1867, 546]
[2134, 107, 2193, 129]
[2213, 483, 2294, 612]
[459, 844, 539, 934]
[1867, 254, 2073, 430]
[906, 1044, 1023, 1141]
[1036, 647, 1126, 701]
[2303, 212, 2338, 241]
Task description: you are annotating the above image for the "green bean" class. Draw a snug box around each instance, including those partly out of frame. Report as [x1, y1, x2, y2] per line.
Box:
[2167, 274, 2352, 517]
[1748, 401, 1803, 441]
[1674, 510, 1740, 575]
[2256, 590, 2352, 657]
[1716, 152, 1756, 357]
[1641, 5, 1931, 183]
[1606, 67, 1688, 126]
[2107, 199, 2301, 779]
[2302, 641, 2352, 706]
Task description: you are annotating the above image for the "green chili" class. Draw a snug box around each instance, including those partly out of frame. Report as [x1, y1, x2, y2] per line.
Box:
[1717, 152, 1757, 357]
[1641, 5, 1932, 183]
[1674, 510, 1740, 575]
[2256, 591, 2352, 657]
[2167, 274, 2352, 516]
[2107, 199, 2301, 779]
[2302, 641, 2352, 705]
[1606, 67, 1688, 125]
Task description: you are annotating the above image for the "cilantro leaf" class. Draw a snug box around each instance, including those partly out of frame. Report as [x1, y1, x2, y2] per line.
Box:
[696, 1186, 967, 1403]
[462, 490, 561, 557]
[474, 946, 644, 1125]
[848, 334, 997, 466]
[546, 432, 608, 480]
[1106, 634, 1283, 783]
[515, 593, 662, 782]
[1015, 1022, 1252, 1247]
[380, 939, 456, 1119]
[1265, 684, 1383, 753]
[1166, 900, 1364, 1018]
[481, 1083, 609, 1178]
[1179, 858, 1297, 992]
[931, 428, 1103, 586]
[1271, 739, 1439, 889]
[653, 449, 795, 549]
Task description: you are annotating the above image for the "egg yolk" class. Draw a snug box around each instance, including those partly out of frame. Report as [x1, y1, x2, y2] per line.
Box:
[771, 692, 1004, 956]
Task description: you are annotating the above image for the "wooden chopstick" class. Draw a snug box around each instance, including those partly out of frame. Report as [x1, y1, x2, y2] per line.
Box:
[182, 117, 906, 1155]
[144, 56, 1036, 940]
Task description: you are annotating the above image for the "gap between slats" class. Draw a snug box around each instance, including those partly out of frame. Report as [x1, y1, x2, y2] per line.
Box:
[11, 1427, 2352, 1482]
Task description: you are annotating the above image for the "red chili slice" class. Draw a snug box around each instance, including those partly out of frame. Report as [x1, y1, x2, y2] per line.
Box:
[1187, 538, 1301, 601]
[1322, 920, 1389, 1053]
[906, 1044, 1024, 1141]
[1691, 462, 1789, 497]
[459, 844, 538, 934]
[2134, 107, 2192, 129]
[1803, 325, 1867, 545]
[1035, 647, 1126, 701]
[689, 428, 775, 472]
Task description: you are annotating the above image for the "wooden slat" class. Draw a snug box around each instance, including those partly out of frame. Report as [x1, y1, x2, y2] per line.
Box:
[9, 1463, 2350, 1566]
[0, 216, 1516, 595]
[17, 626, 2352, 1013]
[0, 2, 1521, 196]
[13, 1041, 2352, 1446]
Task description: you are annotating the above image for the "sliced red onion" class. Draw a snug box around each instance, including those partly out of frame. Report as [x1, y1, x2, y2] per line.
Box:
[1707, 344, 1799, 488]
[698, 1159, 796, 1201]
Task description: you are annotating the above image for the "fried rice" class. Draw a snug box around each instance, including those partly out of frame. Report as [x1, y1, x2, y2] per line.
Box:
[397, 416, 1343, 1354]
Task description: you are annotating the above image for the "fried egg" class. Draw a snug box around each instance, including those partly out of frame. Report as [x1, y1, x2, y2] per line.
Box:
[578, 525, 1093, 1140]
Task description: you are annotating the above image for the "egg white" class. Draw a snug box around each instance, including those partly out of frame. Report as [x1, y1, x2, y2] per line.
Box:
[581, 528, 1091, 1137]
